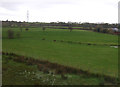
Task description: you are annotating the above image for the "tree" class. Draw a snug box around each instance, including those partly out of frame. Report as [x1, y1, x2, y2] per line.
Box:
[7, 29, 14, 39]
[68, 24, 73, 32]
[101, 29, 108, 33]
[25, 22, 29, 31]
[94, 25, 102, 32]
[42, 27, 46, 31]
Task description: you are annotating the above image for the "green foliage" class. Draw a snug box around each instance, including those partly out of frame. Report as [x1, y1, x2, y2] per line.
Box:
[93, 26, 101, 32]
[25, 28, 29, 31]
[93, 25, 115, 34]
[7, 29, 21, 39]
[3, 55, 117, 85]
[100, 28, 108, 33]
[108, 29, 114, 34]
[42, 27, 46, 31]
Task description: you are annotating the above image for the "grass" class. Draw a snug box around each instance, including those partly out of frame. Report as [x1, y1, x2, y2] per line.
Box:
[3, 27, 118, 45]
[2, 27, 118, 78]
[3, 54, 115, 85]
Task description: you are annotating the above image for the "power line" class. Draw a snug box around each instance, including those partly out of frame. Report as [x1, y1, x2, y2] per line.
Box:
[27, 10, 29, 22]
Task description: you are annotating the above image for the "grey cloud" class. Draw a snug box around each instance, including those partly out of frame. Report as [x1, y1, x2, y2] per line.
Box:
[0, 12, 16, 16]
[0, 0, 77, 11]
[0, 0, 24, 10]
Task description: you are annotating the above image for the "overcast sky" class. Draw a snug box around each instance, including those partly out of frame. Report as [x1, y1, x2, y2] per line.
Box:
[0, 0, 119, 23]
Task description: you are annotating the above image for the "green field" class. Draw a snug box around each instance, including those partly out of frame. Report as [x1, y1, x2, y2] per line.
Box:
[2, 27, 118, 85]
[3, 54, 108, 85]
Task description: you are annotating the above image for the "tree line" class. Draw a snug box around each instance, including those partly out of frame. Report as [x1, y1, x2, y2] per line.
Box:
[2, 20, 118, 29]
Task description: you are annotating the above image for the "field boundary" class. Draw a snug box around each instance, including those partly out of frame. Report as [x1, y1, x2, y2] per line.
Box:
[41, 38, 119, 46]
[2, 52, 118, 84]
[58, 40, 119, 46]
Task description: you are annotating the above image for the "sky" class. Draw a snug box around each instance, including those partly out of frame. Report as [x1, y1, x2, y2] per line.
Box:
[0, 0, 119, 23]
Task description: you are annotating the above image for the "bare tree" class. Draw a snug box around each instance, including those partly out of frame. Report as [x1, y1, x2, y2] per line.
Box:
[42, 26, 46, 31]
[7, 29, 14, 39]
[68, 26, 73, 32]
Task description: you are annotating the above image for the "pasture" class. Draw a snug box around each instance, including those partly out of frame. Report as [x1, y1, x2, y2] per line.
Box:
[2, 27, 118, 85]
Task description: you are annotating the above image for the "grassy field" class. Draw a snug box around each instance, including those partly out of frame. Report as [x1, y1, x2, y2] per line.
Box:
[2, 27, 118, 84]
[3, 54, 110, 85]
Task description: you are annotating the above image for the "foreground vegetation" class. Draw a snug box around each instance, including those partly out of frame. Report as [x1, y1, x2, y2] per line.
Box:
[2, 53, 118, 85]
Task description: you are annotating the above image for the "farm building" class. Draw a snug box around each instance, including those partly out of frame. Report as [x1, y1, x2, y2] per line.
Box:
[111, 28, 120, 34]
[111, 28, 119, 32]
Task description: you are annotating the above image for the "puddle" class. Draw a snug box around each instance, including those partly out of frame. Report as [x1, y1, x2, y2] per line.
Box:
[110, 46, 118, 48]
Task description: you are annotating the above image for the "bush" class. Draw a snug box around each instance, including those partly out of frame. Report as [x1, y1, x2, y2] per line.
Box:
[108, 29, 114, 34]
[25, 28, 29, 31]
[42, 27, 46, 31]
[100, 29, 109, 33]
[94, 28, 100, 32]
[7, 29, 14, 39]
[42, 38, 45, 40]
[94, 25, 102, 32]
[94, 27, 110, 34]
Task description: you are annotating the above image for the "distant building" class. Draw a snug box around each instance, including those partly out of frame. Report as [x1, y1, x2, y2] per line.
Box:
[111, 28, 119, 32]
[110, 28, 120, 35]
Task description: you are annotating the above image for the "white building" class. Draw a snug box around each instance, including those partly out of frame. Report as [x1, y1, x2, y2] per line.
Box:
[111, 28, 119, 32]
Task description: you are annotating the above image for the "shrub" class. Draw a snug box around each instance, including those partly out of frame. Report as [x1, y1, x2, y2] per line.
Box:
[108, 29, 114, 34]
[42, 27, 46, 31]
[43, 68, 49, 74]
[61, 74, 68, 80]
[89, 27, 92, 30]
[42, 38, 45, 40]
[103, 29, 109, 33]
[7, 29, 14, 39]
[100, 29, 109, 33]
[88, 43, 91, 45]
[94, 25, 103, 32]
[13, 56, 25, 63]
[55, 69, 63, 74]
[60, 40, 64, 42]
[94, 27, 100, 32]
[25, 28, 29, 31]
[37, 64, 44, 71]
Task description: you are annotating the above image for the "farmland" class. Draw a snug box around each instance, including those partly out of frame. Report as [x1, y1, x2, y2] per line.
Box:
[2, 27, 118, 85]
